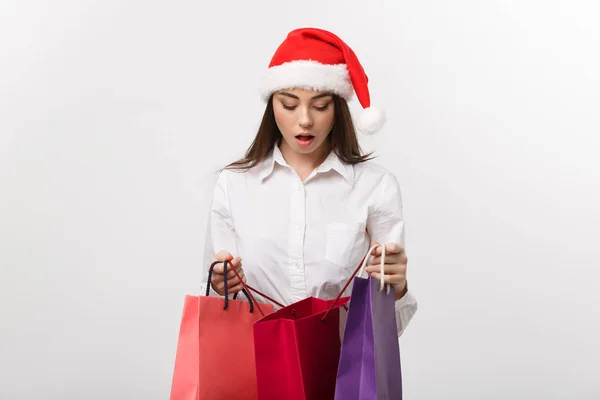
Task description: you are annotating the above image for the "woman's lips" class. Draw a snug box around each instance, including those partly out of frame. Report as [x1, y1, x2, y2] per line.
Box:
[295, 134, 315, 148]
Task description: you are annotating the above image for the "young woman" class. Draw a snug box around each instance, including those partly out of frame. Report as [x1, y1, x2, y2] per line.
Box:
[200, 27, 417, 336]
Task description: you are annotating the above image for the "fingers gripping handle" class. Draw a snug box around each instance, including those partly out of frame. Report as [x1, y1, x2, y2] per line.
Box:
[322, 243, 392, 321]
[207, 260, 230, 310]
[358, 244, 381, 277]
[359, 243, 390, 294]
[206, 260, 253, 313]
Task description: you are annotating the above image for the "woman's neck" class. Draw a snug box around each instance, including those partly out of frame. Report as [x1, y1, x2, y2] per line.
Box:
[279, 140, 331, 182]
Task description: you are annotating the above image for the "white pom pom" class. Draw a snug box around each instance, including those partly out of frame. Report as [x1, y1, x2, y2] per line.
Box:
[356, 106, 386, 135]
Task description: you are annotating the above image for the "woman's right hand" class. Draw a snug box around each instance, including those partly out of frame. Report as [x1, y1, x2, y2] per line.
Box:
[209, 250, 246, 295]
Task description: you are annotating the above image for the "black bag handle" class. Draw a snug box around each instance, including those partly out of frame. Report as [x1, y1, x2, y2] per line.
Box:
[207, 260, 254, 313]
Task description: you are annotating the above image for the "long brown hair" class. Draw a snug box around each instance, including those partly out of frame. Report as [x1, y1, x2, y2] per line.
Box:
[225, 93, 374, 171]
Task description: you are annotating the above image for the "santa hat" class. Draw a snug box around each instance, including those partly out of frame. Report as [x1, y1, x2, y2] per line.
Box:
[260, 27, 385, 135]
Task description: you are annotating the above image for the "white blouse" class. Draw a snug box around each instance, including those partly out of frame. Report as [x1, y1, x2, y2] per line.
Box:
[201, 145, 418, 336]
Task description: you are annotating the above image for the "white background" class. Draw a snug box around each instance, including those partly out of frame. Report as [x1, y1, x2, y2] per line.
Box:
[1, 0, 599, 399]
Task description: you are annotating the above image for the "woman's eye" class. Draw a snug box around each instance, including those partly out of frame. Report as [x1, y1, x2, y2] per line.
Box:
[314, 103, 330, 111]
[283, 104, 297, 110]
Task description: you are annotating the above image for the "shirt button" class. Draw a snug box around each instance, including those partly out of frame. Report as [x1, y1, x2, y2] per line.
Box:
[296, 185, 302, 192]
[296, 225, 301, 231]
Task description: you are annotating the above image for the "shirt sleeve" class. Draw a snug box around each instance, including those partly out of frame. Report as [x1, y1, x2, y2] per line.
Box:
[366, 172, 418, 337]
[199, 170, 239, 297]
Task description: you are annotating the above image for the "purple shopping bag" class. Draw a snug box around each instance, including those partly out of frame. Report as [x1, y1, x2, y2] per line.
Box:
[334, 244, 403, 400]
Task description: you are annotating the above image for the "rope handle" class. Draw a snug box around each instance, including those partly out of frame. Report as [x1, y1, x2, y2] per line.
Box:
[206, 260, 255, 313]
[321, 243, 391, 321]
[225, 260, 285, 317]
[232, 289, 255, 313]
[359, 243, 391, 294]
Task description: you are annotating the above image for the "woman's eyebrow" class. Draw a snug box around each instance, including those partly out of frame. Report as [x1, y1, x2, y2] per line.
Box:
[277, 92, 333, 100]
[277, 92, 299, 99]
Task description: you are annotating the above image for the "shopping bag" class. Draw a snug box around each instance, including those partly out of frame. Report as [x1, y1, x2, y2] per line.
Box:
[169, 260, 275, 400]
[252, 295, 351, 400]
[223, 257, 353, 400]
[334, 244, 403, 400]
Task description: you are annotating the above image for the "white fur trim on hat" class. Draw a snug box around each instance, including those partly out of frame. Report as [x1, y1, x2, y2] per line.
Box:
[356, 106, 386, 135]
[260, 60, 354, 100]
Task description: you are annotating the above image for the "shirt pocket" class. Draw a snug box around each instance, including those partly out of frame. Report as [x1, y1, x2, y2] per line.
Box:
[325, 222, 367, 269]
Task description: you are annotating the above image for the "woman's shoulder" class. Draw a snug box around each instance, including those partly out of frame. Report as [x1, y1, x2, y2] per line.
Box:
[353, 158, 399, 183]
[212, 161, 265, 187]
[351, 159, 404, 202]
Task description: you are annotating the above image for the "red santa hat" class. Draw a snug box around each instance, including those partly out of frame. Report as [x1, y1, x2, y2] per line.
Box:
[260, 27, 386, 135]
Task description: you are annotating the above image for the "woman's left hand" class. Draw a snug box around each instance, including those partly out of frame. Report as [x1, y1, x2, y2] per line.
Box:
[365, 242, 408, 300]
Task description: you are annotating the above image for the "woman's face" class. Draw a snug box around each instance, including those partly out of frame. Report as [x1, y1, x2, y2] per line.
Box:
[272, 88, 335, 156]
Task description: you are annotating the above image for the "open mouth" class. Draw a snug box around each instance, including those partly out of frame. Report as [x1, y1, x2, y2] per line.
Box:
[295, 134, 315, 147]
[295, 134, 314, 141]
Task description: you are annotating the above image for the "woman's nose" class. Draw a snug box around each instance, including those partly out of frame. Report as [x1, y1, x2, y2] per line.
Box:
[298, 108, 313, 128]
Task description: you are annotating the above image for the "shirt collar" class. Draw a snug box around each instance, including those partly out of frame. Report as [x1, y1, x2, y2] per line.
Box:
[258, 143, 354, 184]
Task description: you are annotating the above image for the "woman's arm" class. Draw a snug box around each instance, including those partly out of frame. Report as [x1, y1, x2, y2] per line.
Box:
[200, 171, 240, 297]
[366, 172, 418, 336]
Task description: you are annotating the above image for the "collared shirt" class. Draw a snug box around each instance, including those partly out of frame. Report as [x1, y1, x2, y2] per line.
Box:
[201, 144, 418, 336]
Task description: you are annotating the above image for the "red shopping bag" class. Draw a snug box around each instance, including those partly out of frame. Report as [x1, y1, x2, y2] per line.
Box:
[227, 259, 357, 400]
[169, 261, 275, 400]
[252, 296, 351, 399]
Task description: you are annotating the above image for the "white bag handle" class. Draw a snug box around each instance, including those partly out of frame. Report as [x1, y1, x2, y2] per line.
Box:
[358, 243, 391, 294]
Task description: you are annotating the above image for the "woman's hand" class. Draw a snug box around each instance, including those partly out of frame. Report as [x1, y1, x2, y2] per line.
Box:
[209, 250, 246, 295]
[365, 242, 408, 300]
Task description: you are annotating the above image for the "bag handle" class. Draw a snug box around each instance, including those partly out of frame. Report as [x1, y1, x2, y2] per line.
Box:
[321, 243, 390, 321]
[358, 243, 390, 294]
[206, 260, 255, 313]
[225, 261, 286, 317]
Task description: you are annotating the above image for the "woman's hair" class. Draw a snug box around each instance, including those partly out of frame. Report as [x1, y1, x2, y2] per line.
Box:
[225, 93, 374, 171]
